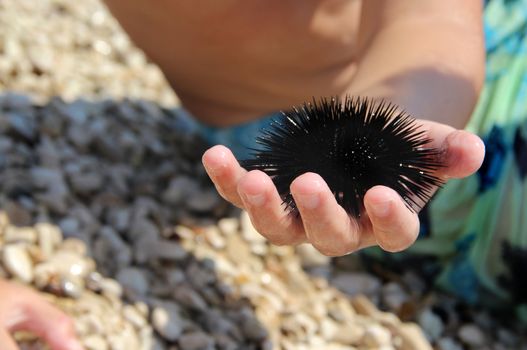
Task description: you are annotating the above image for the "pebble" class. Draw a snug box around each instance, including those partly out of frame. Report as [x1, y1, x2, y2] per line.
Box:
[116, 267, 149, 296]
[152, 304, 184, 341]
[241, 315, 268, 341]
[122, 304, 148, 329]
[437, 337, 463, 350]
[4, 226, 37, 244]
[142, 239, 188, 262]
[35, 222, 62, 258]
[178, 331, 215, 350]
[47, 251, 93, 278]
[458, 324, 486, 347]
[418, 308, 444, 342]
[99, 277, 123, 298]
[2, 244, 34, 282]
[217, 217, 239, 236]
[362, 324, 392, 347]
[296, 243, 331, 268]
[381, 282, 409, 311]
[187, 190, 222, 212]
[395, 324, 434, 350]
[83, 334, 108, 350]
[331, 272, 381, 297]
[61, 274, 84, 298]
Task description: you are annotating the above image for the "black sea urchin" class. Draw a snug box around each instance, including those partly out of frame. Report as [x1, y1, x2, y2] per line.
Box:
[240, 96, 444, 217]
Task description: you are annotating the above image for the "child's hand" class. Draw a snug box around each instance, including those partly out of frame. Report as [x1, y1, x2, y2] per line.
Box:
[0, 279, 83, 350]
[202, 121, 484, 256]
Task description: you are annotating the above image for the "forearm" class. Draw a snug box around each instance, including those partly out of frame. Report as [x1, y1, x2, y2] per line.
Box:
[350, 0, 485, 129]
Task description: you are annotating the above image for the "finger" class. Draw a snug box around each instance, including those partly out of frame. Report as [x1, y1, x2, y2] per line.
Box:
[237, 170, 306, 245]
[436, 129, 485, 179]
[13, 296, 83, 350]
[364, 185, 420, 252]
[0, 329, 18, 350]
[291, 173, 375, 256]
[418, 121, 485, 179]
[202, 145, 247, 208]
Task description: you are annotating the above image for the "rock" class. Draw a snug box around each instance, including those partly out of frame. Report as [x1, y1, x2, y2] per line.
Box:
[331, 272, 381, 297]
[141, 239, 188, 262]
[47, 250, 94, 278]
[6, 112, 36, 140]
[0, 211, 9, 234]
[381, 282, 409, 311]
[4, 201, 32, 226]
[94, 226, 132, 270]
[225, 234, 253, 266]
[458, 324, 486, 347]
[241, 315, 267, 341]
[59, 217, 80, 238]
[437, 337, 463, 350]
[178, 331, 215, 350]
[99, 277, 123, 298]
[123, 304, 148, 329]
[59, 238, 89, 256]
[2, 244, 34, 282]
[417, 309, 444, 342]
[106, 207, 131, 233]
[296, 243, 330, 268]
[203, 226, 225, 249]
[162, 176, 199, 205]
[83, 334, 109, 350]
[319, 319, 339, 340]
[35, 222, 62, 258]
[332, 324, 365, 345]
[61, 274, 84, 298]
[217, 217, 239, 236]
[116, 267, 149, 296]
[362, 324, 392, 347]
[186, 260, 216, 288]
[351, 295, 379, 317]
[497, 328, 519, 347]
[173, 284, 208, 311]
[30, 167, 68, 195]
[152, 304, 184, 341]
[129, 217, 159, 241]
[186, 188, 222, 212]
[395, 324, 434, 350]
[3, 226, 37, 244]
[70, 171, 103, 194]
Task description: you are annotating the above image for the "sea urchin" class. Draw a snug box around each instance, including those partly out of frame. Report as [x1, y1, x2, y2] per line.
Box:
[240, 96, 443, 217]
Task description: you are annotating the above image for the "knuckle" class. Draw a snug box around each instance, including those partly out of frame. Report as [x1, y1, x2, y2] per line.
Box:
[312, 239, 353, 257]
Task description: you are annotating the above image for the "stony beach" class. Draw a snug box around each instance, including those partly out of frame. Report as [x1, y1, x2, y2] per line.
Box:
[0, 1, 526, 349]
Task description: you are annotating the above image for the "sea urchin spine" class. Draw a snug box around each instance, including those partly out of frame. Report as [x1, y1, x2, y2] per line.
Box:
[240, 96, 444, 217]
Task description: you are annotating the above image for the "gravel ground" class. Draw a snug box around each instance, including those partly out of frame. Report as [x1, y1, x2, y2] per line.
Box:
[0, 1, 526, 350]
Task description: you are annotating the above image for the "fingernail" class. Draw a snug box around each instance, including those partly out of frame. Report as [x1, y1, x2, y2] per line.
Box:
[245, 193, 266, 206]
[371, 199, 391, 218]
[296, 193, 320, 210]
